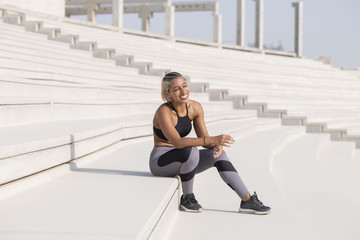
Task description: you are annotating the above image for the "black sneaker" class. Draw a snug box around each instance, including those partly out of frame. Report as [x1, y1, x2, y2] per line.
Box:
[239, 192, 271, 215]
[179, 193, 203, 213]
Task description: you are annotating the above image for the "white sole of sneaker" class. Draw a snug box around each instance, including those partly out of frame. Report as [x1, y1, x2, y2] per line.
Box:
[179, 205, 203, 213]
[239, 208, 271, 215]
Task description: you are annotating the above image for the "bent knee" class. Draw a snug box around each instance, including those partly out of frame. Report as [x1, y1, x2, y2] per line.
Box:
[214, 160, 237, 172]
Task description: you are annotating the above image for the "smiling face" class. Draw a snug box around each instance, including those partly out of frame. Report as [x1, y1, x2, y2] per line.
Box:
[166, 77, 190, 103]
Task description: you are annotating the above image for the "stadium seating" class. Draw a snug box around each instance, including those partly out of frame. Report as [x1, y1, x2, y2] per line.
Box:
[4, 6, 360, 139]
[0, 4, 359, 240]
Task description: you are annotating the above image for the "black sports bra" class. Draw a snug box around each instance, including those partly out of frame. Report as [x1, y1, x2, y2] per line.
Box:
[153, 103, 192, 141]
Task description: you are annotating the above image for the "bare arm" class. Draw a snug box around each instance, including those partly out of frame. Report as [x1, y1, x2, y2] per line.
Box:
[192, 101, 212, 147]
[192, 101, 234, 158]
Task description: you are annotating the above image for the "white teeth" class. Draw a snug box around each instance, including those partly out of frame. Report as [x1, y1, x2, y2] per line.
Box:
[180, 95, 188, 99]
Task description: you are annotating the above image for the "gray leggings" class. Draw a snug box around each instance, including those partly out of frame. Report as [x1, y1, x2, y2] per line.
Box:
[149, 146, 249, 198]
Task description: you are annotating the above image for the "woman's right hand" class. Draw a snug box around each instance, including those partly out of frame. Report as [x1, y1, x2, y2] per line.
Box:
[213, 134, 235, 147]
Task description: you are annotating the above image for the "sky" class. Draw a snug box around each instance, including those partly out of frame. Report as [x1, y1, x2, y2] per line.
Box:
[87, 0, 360, 69]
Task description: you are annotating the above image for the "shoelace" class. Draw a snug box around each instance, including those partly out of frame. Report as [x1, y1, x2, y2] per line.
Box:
[253, 192, 264, 206]
[190, 197, 199, 204]
[184, 195, 198, 205]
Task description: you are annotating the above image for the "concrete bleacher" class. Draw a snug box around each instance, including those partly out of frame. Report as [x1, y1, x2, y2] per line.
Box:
[170, 122, 360, 240]
[0, 12, 249, 186]
[2, 4, 359, 142]
[0, 4, 360, 240]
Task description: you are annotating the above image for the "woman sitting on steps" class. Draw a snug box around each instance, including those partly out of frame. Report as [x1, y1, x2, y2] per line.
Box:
[149, 72, 271, 215]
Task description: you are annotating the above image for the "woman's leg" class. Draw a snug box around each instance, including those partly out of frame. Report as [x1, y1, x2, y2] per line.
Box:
[149, 146, 199, 195]
[197, 149, 249, 199]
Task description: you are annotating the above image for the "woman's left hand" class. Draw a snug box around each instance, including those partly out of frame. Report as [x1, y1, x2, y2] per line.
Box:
[213, 145, 223, 158]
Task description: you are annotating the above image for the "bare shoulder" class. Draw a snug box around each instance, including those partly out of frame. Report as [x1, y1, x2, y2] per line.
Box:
[188, 100, 203, 111]
[156, 103, 172, 116]
[188, 99, 201, 107]
[153, 103, 172, 127]
[188, 100, 204, 119]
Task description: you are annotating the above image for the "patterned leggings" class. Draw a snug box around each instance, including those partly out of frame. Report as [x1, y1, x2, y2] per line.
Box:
[149, 146, 249, 198]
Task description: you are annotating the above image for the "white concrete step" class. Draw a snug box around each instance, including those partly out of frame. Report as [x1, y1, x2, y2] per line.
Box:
[0, 110, 257, 150]
[0, 75, 211, 103]
[271, 133, 360, 239]
[301, 115, 360, 135]
[0, 71, 160, 93]
[0, 97, 236, 126]
[0, 23, 141, 77]
[0, 108, 257, 184]
[0, 116, 152, 185]
[0, 116, 284, 240]
[0, 57, 143, 86]
[0, 20, 84, 49]
[317, 140, 360, 204]
[0, 40, 138, 75]
[0, 66, 160, 89]
[0, 137, 179, 240]
[0, 114, 153, 148]
[193, 75, 360, 98]
[0, 98, 158, 126]
[0, 77, 159, 100]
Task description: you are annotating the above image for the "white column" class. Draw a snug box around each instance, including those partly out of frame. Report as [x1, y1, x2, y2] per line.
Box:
[213, 2, 222, 44]
[236, 0, 245, 47]
[164, 0, 174, 38]
[254, 0, 264, 50]
[112, 0, 123, 28]
[292, 1, 303, 57]
[138, 4, 152, 32]
[85, 0, 98, 23]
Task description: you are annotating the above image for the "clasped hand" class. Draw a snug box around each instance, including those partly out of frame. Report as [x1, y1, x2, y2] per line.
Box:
[213, 134, 235, 158]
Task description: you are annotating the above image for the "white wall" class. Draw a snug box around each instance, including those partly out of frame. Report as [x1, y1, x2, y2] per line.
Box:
[0, 0, 65, 16]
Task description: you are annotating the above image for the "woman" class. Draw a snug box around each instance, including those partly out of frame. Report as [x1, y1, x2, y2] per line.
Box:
[149, 72, 270, 214]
